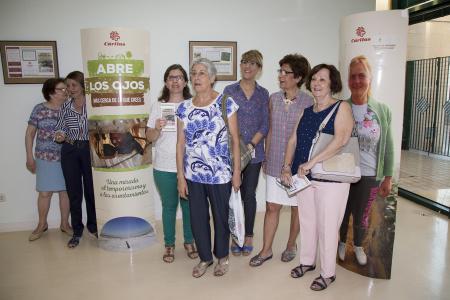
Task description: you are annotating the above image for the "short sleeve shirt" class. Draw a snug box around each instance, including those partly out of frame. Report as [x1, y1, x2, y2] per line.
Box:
[176, 94, 239, 184]
[28, 103, 62, 162]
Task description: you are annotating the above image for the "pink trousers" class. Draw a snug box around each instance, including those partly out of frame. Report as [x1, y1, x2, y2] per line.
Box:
[296, 180, 350, 278]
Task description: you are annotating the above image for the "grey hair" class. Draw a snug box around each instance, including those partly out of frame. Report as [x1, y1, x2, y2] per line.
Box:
[190, 57, 217, 80]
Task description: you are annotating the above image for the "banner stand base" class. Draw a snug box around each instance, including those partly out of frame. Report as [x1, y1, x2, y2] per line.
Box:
[98, 234, 157, 252]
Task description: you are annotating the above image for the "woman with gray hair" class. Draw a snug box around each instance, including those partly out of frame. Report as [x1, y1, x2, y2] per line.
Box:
[176, 58, 241, 278]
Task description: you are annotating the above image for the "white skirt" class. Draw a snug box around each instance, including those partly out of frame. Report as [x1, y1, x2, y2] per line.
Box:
[265, 175, 298, 206]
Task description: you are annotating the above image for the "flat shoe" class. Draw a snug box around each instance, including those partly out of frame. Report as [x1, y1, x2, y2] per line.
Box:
[230, 244, 242, 256]
[249, 253, 273, 267]
[28, 226, 48, 241]
[281, 245, 297, 262]
[67, 236, 81, 248]
[192, 260, 213, 278]
[214, 258, 229, 276]
[60, 226, 73, 237]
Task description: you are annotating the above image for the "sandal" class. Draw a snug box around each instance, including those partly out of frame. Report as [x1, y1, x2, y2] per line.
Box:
[67, 236, 80, 248]
[281, 245, 297, 262]
[184, 243, 199, 259]
[213, 257, 229, 276]
[60, 226, 73, 237]
[163, 246, 175, 263]
[290, 264, 316, 278]
[230, 243, 242, 256]
[192, 260, 213, 278]
[249, 253, 273, 267]
[241, 245, 253, 256]
[310, 275, 336, 291]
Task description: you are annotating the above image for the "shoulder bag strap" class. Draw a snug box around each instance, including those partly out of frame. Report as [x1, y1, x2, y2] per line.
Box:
[221, 94, 229, 128]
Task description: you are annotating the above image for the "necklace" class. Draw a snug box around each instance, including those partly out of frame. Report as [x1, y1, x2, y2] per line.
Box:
[283, 92, 296, 105]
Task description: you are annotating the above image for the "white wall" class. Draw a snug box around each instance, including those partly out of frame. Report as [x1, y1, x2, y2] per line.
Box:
[407, 16, 450, 60]
[0, 0, 374, 232]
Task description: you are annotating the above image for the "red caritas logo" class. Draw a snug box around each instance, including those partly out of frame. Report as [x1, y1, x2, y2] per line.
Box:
[351, 26, 371, 43]
[110, 31, 120, 41]
[104, 31, 125, 46]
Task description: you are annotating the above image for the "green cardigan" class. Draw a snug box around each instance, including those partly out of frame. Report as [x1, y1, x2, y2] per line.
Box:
[347, 97, 395, 181]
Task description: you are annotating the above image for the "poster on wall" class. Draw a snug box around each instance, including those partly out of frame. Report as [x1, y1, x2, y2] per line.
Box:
[338, 10, 408, 279]
[81, 28, 155, 251]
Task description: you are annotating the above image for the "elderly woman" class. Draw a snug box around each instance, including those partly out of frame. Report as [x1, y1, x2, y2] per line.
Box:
[281, 64, 354, 291]
[223, 50, 269, 256]
[54, 71, 97, 248]
[26, 78, 72, 241]
[176, 58, 241, 278]
[338, 55, 394, 266]
[146, 64, 198, 263]
[250, 54, 312, 267]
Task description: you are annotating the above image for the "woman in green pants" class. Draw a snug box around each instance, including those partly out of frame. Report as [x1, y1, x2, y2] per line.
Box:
[146, 64, 198, 263]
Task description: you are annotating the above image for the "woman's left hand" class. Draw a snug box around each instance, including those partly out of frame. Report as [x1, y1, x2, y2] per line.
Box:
[298, 160, 315, 176]
[232, 171, 241, 192]
[379, 177, 392, 198]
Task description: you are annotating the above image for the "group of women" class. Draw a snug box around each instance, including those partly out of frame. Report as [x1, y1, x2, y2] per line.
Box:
[27, 71, 97, 248]
[26, 49, 393, 290]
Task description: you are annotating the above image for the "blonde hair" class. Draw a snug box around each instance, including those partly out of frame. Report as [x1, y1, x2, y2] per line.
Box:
[241, 50, 263, 68]
[349, 55, 372, 96]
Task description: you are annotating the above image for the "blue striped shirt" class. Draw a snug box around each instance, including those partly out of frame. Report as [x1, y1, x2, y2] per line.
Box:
[54, 99, 89, 141]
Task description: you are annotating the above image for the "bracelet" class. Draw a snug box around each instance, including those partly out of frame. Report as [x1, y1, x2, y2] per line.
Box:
[281, 164, 291, 172]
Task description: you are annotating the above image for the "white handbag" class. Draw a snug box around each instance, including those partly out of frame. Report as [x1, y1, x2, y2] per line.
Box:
[228, 189, 245, 247]
[308, 102, 361, 183]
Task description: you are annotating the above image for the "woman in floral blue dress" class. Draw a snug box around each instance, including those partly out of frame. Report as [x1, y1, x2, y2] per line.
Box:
[176, 58, 241, 278]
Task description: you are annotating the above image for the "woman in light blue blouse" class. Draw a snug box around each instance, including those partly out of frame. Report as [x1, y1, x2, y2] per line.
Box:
[176, 58, 241, 278]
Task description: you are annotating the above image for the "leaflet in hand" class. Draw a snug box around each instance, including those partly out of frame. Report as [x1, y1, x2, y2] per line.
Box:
[276, 175, 311, 196]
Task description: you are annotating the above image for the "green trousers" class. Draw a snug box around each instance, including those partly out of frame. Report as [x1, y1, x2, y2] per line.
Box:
[153, 169, 193, 246]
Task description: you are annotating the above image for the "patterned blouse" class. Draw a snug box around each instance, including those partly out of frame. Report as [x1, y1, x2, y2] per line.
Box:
[176, 94, 239, 184]
[54, 99, 89, 141]
[28, 103, 63, 162]
[265, 90, 313, 177]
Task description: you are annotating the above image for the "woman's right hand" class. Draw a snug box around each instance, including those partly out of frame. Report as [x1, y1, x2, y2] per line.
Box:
[280, 169, 292, 187]
[155, 118, 167, 131]
[177, 177, 188, 199]
[54, 131, 66, 143]
[26, 158, 36, 174]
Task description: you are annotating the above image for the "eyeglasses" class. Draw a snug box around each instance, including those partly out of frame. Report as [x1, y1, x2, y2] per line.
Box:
[241, 60, 258, 67]
[55, 88, 67, 92]
[167, 75, 185, 82]
[277, 69, 294, 76]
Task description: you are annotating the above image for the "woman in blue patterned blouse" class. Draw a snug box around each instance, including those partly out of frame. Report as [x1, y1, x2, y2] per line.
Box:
[176, 58, 241, 278]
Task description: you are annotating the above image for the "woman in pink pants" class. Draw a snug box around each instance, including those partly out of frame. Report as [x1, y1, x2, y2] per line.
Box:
[280, 64, 354, 291]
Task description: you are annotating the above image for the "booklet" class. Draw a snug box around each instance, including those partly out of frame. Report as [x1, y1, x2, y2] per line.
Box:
[276, 175, 311, 196]
[160, 103, 176, 132]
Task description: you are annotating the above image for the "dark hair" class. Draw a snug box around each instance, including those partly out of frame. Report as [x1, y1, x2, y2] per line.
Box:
[65, 71, 85, 92]
[42, 78, 65, 101]
[306, 64, 342, 94]
[158, 64, 192, 102]
[279, 54, 311, 87]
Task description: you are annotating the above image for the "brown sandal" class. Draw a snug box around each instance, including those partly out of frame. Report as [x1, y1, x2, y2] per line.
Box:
[184, 243, 199, 259]
[163, 246, 175, 263]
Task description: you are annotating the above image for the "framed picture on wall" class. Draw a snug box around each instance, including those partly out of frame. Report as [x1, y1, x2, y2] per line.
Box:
[0, 41, 59, 84]
[189, 41, 237, 81]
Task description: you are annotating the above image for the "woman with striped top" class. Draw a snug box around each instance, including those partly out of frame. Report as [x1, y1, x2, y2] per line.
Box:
[54, 71, 97, 248]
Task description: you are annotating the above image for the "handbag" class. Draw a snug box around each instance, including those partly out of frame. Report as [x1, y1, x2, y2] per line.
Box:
[308, 101, 361, 183]
[228, 189, 245, 247]
[221, 94, 253, 171]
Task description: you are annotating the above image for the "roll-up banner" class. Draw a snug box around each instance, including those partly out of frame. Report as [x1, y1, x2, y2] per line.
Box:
[81, 28, 155, 251]
[338, 10, 408, 279]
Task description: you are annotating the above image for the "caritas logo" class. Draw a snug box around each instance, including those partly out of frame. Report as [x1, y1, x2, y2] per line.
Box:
[104, 31, 125, 46]
[351, 26, 371, 43]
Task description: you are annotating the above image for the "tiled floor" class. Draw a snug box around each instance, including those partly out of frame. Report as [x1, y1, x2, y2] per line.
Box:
[0, 198, 449, 300]
[399, 150, 450, 207]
